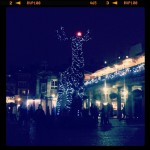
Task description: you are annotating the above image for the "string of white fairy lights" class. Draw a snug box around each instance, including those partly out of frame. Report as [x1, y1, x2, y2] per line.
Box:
[56, 27, 91, 114]
[84, 63, 145, 86]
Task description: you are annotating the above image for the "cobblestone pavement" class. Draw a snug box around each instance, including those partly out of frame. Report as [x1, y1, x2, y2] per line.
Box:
[6, 118, 145, 146]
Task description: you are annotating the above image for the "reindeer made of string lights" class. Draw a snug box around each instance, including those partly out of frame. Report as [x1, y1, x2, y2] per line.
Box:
[56, 27, 91, 116]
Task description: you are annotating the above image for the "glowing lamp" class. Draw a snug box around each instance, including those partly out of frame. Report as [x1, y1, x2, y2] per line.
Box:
[17, 98, 21, 102]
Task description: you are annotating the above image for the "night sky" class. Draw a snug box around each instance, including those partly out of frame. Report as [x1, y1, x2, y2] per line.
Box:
[6, 7, 144, 73]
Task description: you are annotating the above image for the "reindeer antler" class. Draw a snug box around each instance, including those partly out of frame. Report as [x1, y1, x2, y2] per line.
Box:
[56, 26, 69, 41]
[82, 29, 91, 42]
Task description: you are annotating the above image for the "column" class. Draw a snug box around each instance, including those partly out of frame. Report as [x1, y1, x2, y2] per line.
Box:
[117, 87, 122, 120]
[36, 77, 40, 98]
[47, 76, 51, 97]
[88, 90, 92, 115]
[127, 85, 133, 119]
[48, 97, 52, 115]
[107, 89, 111, 103]
[41, 100, 46, 114]
[50, 98, 52, 115]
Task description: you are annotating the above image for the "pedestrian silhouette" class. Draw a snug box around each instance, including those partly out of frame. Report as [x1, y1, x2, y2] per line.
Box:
[121, 105, 126, 119]
[34, 104, 45, 145]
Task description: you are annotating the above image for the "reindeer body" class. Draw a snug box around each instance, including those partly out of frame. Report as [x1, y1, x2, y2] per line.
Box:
[56, 27, 91, 115]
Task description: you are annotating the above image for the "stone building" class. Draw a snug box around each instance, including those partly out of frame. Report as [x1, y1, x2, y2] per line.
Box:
[35, 70, 58, 114]
[84, 51, 145, 120]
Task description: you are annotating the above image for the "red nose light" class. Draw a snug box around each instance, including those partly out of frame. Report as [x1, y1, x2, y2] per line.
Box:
[76, 31, 82, 37]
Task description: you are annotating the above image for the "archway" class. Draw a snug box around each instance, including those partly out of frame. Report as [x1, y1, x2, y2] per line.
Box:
[132, 89, 143, 119]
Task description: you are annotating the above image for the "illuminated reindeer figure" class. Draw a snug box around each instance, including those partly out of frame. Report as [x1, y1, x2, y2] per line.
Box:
[56, 27, 91, 115]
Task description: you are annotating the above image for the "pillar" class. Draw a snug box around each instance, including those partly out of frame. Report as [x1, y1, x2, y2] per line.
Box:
[117, 87, 122, 120]
[127, 85, 133, 119]
[88, 90, 92, 115]
[36, 77, 40, 98]
[41, 100, 46, 114]
[47, 76, 51, 97]
[48, 98, 52, 115]
[50, 98, 52, 115]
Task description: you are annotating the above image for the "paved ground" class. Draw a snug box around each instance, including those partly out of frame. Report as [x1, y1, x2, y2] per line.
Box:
[6, 118, 145, 146]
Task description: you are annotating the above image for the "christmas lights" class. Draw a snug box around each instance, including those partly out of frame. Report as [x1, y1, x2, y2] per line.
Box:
[84, 63, 145, 86]
[56, 27, 91, 115]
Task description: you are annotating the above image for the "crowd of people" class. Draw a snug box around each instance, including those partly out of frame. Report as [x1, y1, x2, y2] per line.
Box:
[6, 101, 128, 130]
[6, 101, 127, 145]
[6, 102, 119, 127]
[89, 103, 113, 126]
[6, 102, 47, 131]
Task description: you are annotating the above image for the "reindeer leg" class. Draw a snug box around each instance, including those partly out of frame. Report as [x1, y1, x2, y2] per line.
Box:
[56, 83, 64, 115]
[66, 91, 72, 110]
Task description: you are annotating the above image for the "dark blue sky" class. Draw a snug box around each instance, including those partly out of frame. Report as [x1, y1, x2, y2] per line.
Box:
[6, 7, 144, 73]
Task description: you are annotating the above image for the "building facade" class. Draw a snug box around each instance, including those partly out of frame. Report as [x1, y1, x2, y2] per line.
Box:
[35, 70, 58, 114]
[84, 53, 145, 120]
[6, 74, 16, 97]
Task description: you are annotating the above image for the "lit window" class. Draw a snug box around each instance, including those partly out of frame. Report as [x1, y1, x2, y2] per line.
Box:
[51, 80, 58, 89]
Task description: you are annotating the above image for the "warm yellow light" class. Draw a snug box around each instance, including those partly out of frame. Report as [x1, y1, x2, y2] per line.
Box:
[27, 99, 41, 106]
[17, 98, 21, 101]
[84, 54, 145, 81]
[103, 87, 108, 94]
[52, 98, 57, 107]
[96, 100, 100, 106]
[123, 90, 128, 96]
[103, 102, 108, 105]
[52, 94, 55, 98]
[114, 64, 118, 68]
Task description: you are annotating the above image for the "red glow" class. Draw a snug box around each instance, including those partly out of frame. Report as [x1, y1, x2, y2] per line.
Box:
[76, 31, 82, 37]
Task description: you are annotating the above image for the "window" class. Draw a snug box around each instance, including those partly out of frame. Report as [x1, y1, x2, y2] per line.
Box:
[51, 80, 58, 89]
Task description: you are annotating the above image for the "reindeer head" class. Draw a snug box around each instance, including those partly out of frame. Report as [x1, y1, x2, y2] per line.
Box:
[56, 27, 91, 43]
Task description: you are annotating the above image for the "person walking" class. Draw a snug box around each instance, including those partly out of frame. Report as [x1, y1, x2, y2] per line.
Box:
[121, 105, 126, 119]
[34, 104, 46, 145]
